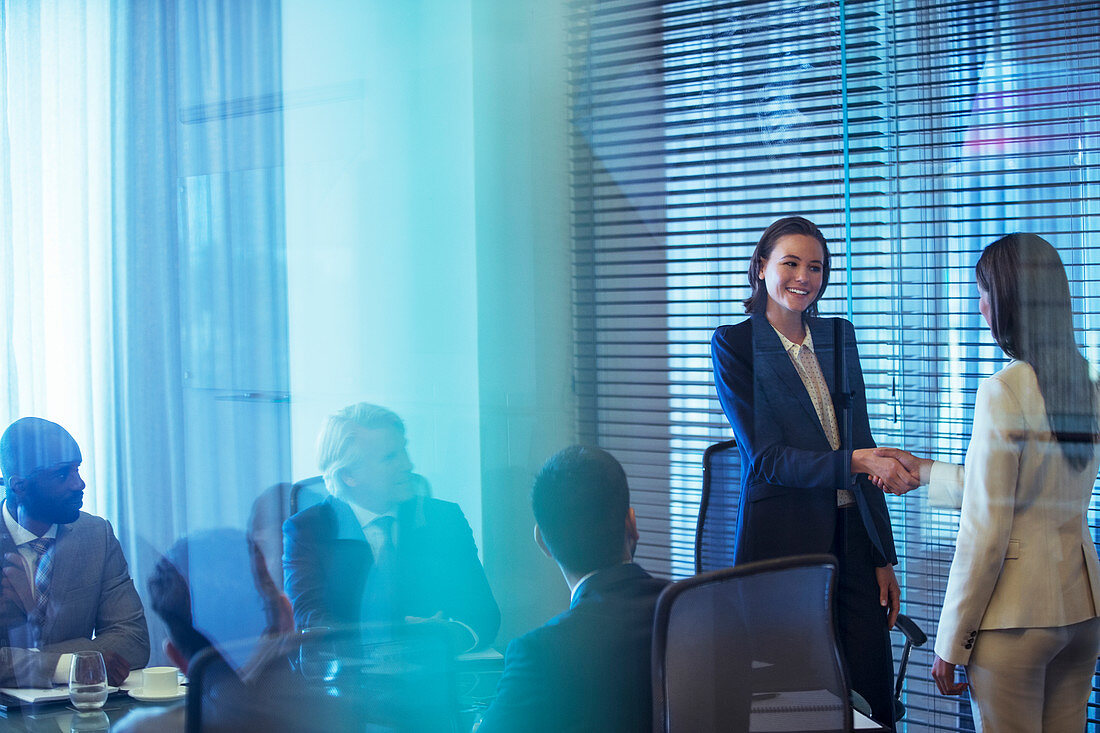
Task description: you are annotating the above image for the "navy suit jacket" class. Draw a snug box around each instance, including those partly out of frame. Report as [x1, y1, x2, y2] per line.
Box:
[711, 313, 897, 566]
[476, 563, 668, 733]
[282, 495, 500, 646]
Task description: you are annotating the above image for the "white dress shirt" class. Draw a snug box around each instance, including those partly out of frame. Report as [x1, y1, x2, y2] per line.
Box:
[346, 500, 392, 558]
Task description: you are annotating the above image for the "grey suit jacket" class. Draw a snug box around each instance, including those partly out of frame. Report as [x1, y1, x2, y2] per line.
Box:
[0, 511, 150, 686]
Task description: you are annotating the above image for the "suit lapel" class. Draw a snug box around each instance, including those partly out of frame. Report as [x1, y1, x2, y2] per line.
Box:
[0, 515, 24, 646]
[751, 313, 825, 437]
[327, 496, 368, 542]
[36, 520, 74, 642]
[0, 514, 18, 556]
[325, 497, 374, 579]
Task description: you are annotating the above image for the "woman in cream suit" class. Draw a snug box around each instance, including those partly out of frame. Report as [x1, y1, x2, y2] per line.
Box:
[880, 233, 1100, 732]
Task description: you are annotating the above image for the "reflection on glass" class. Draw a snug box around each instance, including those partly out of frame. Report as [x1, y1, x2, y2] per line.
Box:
[69, 710, 110, 733]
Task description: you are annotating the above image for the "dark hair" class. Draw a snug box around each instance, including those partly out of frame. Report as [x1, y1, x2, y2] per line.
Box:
[975, 233, 1099, 469]
[744, 216, 831, 316]
[148, 529, 279, 662]
[147, 554, 211, 659]
[532, 445, 629, 577]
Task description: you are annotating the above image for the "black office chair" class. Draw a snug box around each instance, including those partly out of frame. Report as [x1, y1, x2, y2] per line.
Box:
[695, 439, 927, 723]
[653, 554, 852, 733]
[694, 439, 740, 574]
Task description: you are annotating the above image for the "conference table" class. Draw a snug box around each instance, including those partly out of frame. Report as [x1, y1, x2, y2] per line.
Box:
[0, 695, 140, 732]
[0, 657, 888, 732]
[0, 648, 504, 732]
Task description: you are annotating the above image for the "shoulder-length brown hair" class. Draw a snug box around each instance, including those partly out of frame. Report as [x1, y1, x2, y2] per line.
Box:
[744, 216, 831, 316]
[976, 233, 1098, 468]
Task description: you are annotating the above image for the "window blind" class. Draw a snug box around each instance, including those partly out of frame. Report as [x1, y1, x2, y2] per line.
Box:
[570, 1, 1100, 730]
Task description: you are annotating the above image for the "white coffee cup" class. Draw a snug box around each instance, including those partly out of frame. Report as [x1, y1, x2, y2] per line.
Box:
[142, 666, 180, 696]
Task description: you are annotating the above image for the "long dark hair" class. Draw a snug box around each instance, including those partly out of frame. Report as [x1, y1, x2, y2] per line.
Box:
[975, 233, 1098, 469]
[744, 216, 831, 316]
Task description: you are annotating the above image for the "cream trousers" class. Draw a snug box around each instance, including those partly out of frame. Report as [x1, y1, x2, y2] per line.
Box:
[966, 616, 1100, 733]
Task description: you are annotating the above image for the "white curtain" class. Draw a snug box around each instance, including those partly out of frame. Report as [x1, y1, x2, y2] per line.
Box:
[0, 0, 115, 519]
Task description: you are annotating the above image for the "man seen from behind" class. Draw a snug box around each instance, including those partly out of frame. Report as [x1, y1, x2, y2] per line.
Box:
[476, 445, 668, 733]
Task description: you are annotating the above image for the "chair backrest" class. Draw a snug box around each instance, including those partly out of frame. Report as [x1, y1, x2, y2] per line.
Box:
[653, 554, 852, 733]
[695, 439, 741, 574]
[289, 476, 327, 516]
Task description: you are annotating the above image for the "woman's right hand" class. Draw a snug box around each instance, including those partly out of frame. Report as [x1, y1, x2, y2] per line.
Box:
[852, 448, 920, 494]
[875, 447, 933, 478]
[932, 654, 968, 695]
[869, 448, 934, 495]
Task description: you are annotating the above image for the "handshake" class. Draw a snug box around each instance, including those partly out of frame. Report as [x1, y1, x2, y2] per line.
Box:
[852, 448, 934, 496]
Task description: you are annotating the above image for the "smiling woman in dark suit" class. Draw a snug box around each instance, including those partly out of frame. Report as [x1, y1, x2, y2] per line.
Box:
[710, 216, 918, 728]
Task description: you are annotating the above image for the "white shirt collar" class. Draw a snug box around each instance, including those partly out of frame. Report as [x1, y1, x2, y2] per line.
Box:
[2, 500, 58, 544]
[569, 569, 600, 605]
[772, 323, 814, 355]
[346, 499, 379, 530]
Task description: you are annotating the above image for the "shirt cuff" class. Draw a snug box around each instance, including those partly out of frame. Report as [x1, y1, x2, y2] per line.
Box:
[927, 460, 964, 509]
[52, 653, 73, 685]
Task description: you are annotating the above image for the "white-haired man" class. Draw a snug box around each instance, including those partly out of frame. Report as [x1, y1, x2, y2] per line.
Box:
[282, 404, 499, 648]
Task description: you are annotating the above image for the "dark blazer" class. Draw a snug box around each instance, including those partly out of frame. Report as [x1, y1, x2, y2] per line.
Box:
[282, 495, 500, 646]
[710, 313, 897, 566]
[476, 563, 668, 733]
[0, 511, 150, 686]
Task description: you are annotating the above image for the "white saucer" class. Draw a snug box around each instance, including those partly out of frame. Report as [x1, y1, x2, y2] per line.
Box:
[128, 687, 186, 702]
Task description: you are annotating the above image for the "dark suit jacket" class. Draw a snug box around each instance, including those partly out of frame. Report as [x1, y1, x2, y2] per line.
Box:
[282, 495, 500, 646]
[476, 563, 668, 733]
[0, 511, 150, 686]
[710, 313, 897, 566]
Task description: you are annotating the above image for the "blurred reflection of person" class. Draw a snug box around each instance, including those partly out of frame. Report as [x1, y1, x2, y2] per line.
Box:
[0, 417, 149, 687]
[876, 233, 1100, 733]
[115, 529, 346, 733]
[282, 403, 499, 649]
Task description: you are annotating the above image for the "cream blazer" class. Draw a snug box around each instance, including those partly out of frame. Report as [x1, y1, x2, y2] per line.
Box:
[929, 360, 1100, 665]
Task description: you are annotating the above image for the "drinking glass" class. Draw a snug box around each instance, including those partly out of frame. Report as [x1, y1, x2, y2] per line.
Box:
[68, 651, 108, 710]
[298, 627, 340, 682]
